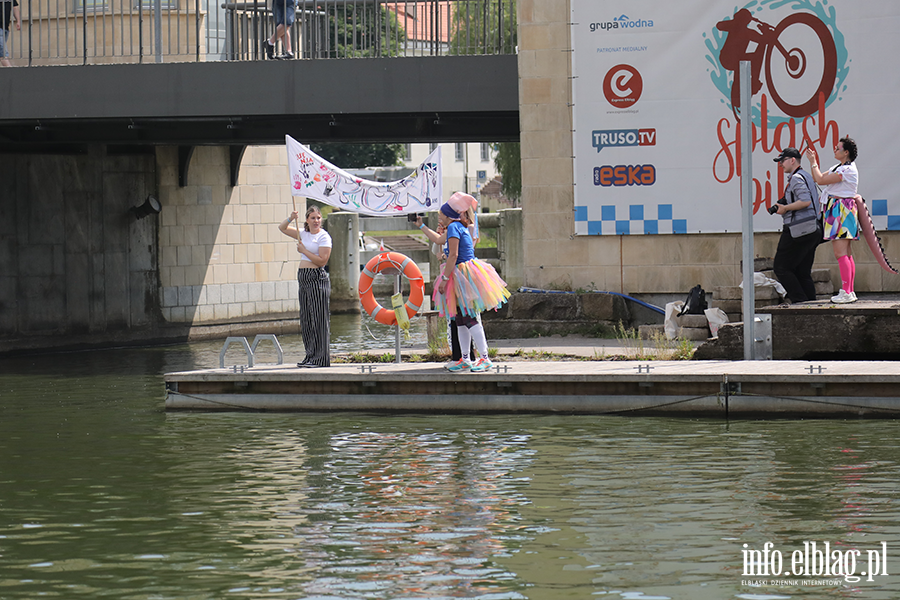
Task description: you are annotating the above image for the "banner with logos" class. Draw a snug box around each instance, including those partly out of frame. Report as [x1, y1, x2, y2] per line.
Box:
[286, 136, 442, 216]
[571, 0, 900, 235]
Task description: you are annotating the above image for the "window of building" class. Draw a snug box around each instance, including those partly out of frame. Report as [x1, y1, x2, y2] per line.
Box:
[75, 0, 109, 12]
[455, 143, 464, 161]
[429, 142, 438, 153]
[403, 144, 411, 161]
[481, 143, 490, 162]
[133, 0, 179, 10]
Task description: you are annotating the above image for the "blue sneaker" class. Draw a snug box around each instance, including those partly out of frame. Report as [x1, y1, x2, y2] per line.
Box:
[470, 357, 494, 372]
[447, 359, 472, 372]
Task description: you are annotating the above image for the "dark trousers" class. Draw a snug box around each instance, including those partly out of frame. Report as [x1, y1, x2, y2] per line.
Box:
[773, 226, 821, 302]
[449, 318, 475, 361]
[298, 267, 331, 366]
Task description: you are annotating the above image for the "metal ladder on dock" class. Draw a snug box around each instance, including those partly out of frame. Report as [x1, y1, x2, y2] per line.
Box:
[219, 334, 284, 369]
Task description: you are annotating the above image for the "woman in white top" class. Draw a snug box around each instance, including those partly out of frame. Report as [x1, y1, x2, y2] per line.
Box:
[806, 136, 859, 303]
[279, 206, 333, 367]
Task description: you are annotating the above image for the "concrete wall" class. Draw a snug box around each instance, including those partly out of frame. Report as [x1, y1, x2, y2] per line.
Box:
[0, 146, 157, 342]
[156, 145, 300, 325]
[517, 0, 900, 297]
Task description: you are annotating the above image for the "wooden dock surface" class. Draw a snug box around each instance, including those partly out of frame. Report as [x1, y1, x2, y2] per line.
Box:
[165, 360, 900, 417]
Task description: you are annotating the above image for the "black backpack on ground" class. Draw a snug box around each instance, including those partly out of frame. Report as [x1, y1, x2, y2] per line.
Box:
[678, 285, 707, 316]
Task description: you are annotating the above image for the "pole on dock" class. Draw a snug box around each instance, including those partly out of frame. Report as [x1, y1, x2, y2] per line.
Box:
[740, 61, 756, 360]
[394, 274, 402, 363]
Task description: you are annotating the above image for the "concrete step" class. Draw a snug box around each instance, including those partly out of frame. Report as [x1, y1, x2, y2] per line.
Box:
[711, 299, 781, 314]
[713, 286, 781, 301]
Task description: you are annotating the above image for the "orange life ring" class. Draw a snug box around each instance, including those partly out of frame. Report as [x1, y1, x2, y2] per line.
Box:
[358, 252, 425, 326]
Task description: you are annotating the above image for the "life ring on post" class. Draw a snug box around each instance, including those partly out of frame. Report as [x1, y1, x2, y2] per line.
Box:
[358, 252, 425, 326]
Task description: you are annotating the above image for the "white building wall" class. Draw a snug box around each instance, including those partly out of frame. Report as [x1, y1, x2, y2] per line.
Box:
[402, 142, 499, 207]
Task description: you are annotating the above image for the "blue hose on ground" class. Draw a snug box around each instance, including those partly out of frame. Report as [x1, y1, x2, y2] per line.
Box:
[517, 287, 665, 315]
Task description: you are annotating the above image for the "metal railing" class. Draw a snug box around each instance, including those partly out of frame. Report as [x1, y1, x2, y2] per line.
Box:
[4, 0, 516, 65]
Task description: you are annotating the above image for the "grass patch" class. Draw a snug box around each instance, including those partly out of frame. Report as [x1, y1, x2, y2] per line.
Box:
[333, 352, 398, 364]
[510, 348, 563, 361]
[614, 322, 695, 360]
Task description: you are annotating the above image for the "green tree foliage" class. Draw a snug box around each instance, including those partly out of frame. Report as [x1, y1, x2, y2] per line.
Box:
[493, 142, 521, 205]
[327, 4, 406, 58]
[448, 3, 519, 202]
[309, 143, 405, 169]
[448, 0, 517, 55]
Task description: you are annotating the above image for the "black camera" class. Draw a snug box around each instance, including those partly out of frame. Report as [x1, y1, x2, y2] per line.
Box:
[768, 198, 788, 215]
[407, 213, 424, 222]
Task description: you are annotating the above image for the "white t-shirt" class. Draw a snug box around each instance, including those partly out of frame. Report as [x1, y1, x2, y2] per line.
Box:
[298, 229, 332, 266]
[822, 162, 858, 199]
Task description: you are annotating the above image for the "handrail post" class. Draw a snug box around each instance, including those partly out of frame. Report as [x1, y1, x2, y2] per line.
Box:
[138, 0, 143, 63]
[27, 0, 32, 66]
[154, 0, 162, 62]
[82, 0, 87, 65]
[195, 0, 200, 61]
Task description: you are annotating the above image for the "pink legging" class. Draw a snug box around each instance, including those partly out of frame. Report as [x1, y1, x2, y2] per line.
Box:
[838, 255, 855, 293]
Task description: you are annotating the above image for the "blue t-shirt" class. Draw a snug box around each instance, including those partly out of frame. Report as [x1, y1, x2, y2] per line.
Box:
[446, 221, 475, 264]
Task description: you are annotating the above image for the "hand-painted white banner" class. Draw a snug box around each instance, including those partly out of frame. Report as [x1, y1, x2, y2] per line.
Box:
[286, 136, 442, 216]
[571, 0, 900, 236]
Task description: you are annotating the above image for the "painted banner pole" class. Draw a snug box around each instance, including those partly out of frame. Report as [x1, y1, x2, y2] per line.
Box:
[740, 61, 756, 360]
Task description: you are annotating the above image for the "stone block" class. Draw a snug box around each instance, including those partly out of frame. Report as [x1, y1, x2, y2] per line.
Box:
[713, 286, 742, 300]
[679, 314, 708, 328]
[755, 286, 782, 300]
[509, 292, 578, 320]
[717, 285, 780, 301]
[677, 327, 712, 341]
[741, 257, 775, 272]
[814, 281, 834, 295]
[811, 268, 832, 282]
[580, 293, 630, 323]
[711, 299, 781, 314]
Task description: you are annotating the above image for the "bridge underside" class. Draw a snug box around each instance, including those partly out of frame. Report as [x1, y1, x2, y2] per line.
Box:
[0, 55, 519, 150]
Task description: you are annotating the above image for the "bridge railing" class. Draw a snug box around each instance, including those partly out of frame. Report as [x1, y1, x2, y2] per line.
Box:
[5, 0, 516, 66]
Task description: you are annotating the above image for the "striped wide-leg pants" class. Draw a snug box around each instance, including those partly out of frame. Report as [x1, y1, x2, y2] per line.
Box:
[297, 267, 331, 367]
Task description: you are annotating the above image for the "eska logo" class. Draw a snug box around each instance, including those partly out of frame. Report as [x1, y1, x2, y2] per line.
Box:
[592, 164, 656, 186]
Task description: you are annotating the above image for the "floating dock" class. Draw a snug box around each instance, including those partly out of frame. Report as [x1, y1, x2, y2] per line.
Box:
[164, 360, 900, 417]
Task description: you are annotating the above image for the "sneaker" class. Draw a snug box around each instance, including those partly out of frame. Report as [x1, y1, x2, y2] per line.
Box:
[447, 359, 472, 372]
[277, 51, 294, 60]
[831, 289, 857, 304]
[470, 357, 494, 372]
[263, 39, 275, 59]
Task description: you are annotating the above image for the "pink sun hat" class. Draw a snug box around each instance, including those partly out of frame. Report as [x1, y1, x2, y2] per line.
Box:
[447, 191, 478, 214]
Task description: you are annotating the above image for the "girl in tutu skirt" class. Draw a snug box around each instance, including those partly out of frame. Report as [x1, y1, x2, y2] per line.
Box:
[806, 136, 859, 303]
[416, 198, 511, 372]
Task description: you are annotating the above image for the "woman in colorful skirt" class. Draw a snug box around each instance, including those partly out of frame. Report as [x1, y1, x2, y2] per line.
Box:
[417, 199, 511, 372]
[806, 136, 859, 303]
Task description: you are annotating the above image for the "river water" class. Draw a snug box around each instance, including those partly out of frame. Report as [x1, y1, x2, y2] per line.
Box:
[2, 319, 900, 599]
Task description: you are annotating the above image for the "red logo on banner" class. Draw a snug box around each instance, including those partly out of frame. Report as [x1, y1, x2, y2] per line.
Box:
[603, 64, 643, 108]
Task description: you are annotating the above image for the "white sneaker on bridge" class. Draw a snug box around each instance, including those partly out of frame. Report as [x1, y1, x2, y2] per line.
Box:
[831, 289, 857, 304]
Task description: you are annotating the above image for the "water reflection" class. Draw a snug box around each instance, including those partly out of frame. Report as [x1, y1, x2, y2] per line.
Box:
[2, 347, 900, 599]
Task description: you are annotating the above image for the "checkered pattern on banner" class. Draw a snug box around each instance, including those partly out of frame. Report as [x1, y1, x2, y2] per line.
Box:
[574, 204, 687, 235]
[870, 199, 900, 231]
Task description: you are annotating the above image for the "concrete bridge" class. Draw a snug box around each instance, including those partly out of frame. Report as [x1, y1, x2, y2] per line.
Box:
[0, 0, 520, 354]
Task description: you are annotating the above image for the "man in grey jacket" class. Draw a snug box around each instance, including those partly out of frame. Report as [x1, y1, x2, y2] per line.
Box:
[772, 147, 822, 302]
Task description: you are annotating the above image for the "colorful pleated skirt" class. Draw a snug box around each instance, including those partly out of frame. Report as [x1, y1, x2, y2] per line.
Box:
[433, 258, 511, 319]
[823, 195, 859, 240]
